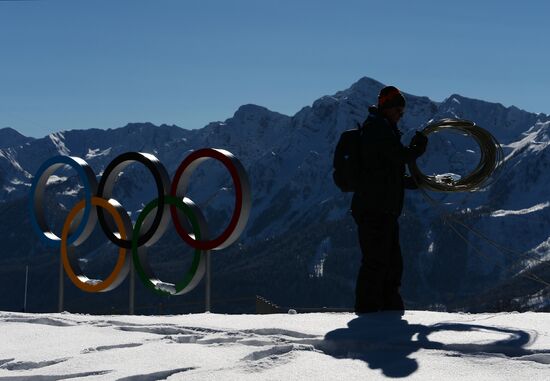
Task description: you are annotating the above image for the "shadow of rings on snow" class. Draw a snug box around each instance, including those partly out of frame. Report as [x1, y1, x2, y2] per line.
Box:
[318, 312, 550, 378]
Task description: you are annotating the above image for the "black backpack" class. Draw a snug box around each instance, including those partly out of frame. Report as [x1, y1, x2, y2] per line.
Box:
[332, 122, 365, 192]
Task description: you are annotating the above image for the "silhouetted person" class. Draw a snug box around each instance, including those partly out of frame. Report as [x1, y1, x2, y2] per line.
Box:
[352, 86, 427, 313]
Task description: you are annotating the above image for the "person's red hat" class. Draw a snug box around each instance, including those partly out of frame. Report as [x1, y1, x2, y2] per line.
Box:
[378, 86, 406, 110]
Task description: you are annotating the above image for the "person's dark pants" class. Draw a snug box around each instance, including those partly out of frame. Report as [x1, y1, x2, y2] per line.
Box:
[354, 210, 404, 313]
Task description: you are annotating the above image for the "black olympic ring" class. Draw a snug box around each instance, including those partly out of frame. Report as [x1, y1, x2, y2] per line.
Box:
[97, 151, 171, 249]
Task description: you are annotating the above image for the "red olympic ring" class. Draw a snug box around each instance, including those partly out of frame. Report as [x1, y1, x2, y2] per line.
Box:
[170, 148, 251, 251]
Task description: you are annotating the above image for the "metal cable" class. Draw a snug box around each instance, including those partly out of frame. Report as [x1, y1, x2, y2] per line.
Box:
[409, 118, 504, 192]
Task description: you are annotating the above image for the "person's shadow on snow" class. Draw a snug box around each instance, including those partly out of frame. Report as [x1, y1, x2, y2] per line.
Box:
[319, 312, 550, 378]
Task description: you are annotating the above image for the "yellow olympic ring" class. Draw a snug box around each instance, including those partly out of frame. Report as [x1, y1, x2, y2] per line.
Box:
[61, 196, 131, 293]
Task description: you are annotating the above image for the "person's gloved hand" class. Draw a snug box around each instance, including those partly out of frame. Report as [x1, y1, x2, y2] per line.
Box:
[409, 131, 428, 157]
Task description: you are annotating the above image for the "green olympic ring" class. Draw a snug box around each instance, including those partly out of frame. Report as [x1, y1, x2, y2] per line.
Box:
[132, 195, 207, 296]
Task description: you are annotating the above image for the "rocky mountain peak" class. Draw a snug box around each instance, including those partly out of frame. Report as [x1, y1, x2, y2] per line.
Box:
[0, 127, 34, 148]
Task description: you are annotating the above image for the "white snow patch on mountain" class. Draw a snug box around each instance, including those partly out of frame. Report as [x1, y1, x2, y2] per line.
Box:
[48, 132, 70, 155]
[514, 289, 550, 311]
[0, 148, 27, 174]
[85, 147, 112, 160]
[62, 185, 83, 196]
[490, 202, 550, 217]
[525, 237, 550, 263]
[309, 237, 331, 278]
[9, 178, 30, 186]
[45, 175, 67, 185]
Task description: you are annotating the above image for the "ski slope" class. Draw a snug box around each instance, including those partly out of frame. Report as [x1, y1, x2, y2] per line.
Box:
[0, 310, 549, 380]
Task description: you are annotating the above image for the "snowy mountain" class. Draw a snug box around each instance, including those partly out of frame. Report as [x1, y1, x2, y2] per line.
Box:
[0, 76, 548, 314]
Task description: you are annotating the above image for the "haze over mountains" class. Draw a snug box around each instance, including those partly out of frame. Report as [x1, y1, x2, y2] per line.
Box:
[0, 77, 549, 314]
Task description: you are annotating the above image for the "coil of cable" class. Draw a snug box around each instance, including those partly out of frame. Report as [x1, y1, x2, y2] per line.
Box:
[408, 118, 504, 192]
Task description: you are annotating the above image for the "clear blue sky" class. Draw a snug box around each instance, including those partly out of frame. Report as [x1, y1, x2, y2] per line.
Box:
[1, 0, 549, 137]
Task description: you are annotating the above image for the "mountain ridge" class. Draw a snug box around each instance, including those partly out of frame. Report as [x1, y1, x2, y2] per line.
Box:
[0, 76, 548, 313]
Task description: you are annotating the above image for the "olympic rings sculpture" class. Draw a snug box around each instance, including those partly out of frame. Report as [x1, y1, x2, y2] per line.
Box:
[29, 148, 251, 296]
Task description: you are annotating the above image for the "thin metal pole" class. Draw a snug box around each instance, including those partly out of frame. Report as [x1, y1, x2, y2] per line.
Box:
[23, 265, 29, 312]
[205, 250, 211, 312]
[58, 257, 64, 313]
[129, 265, 135, 315]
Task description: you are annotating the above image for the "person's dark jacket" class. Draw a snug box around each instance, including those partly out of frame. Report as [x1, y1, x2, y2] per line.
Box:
[351, 106, 426, 222]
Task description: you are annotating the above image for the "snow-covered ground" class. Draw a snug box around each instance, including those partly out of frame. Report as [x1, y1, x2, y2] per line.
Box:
[0, 311, 549, 380]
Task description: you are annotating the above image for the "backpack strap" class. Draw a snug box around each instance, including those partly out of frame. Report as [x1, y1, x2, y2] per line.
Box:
[358, 119, 371, 136]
